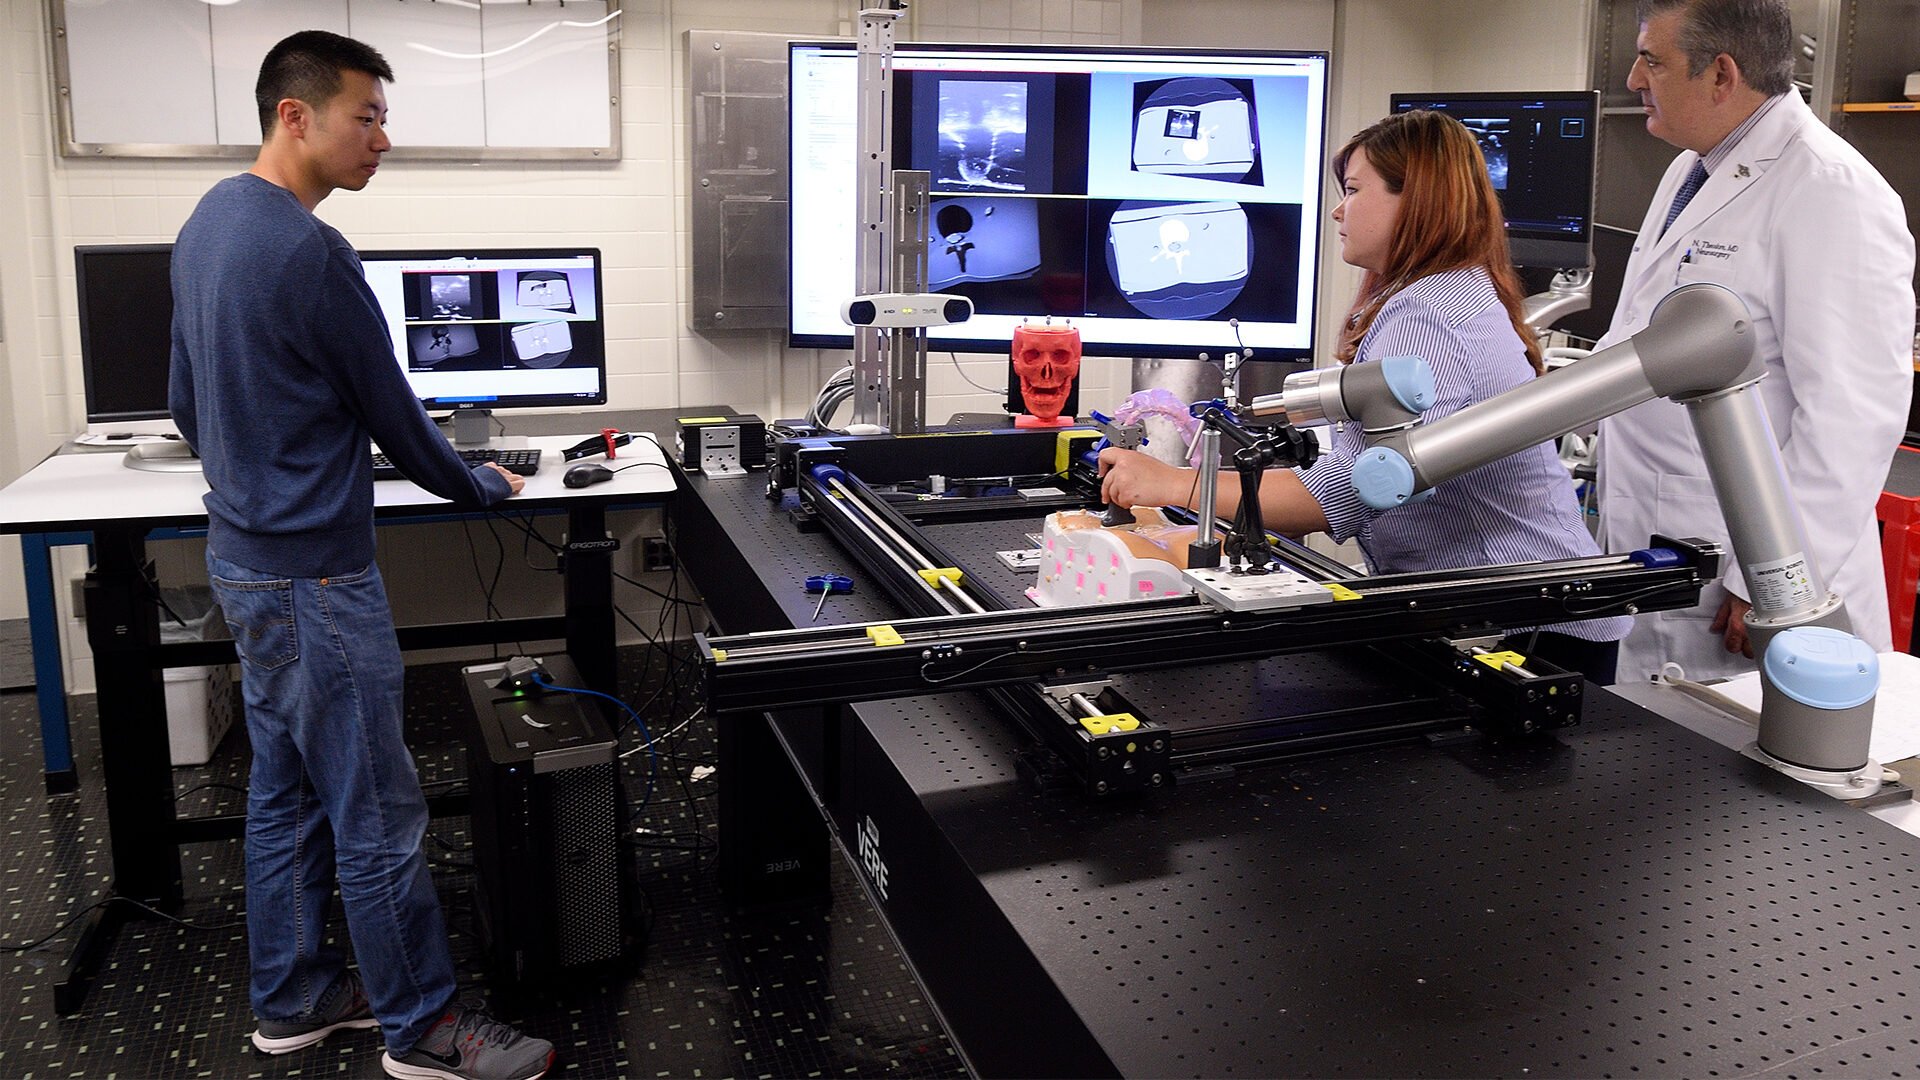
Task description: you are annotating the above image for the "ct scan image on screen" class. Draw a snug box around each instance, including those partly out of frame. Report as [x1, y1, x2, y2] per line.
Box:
[1131, 77, 1261, 184]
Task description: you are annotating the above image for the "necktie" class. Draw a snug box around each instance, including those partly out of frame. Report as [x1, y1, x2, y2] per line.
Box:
[1661, 160, 1709, 238]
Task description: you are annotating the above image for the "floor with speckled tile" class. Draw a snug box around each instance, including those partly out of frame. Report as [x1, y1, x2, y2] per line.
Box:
[0, 643, 966, 1079]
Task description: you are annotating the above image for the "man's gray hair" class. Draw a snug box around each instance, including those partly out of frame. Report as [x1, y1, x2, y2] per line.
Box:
[1636, 0, 1795, 97]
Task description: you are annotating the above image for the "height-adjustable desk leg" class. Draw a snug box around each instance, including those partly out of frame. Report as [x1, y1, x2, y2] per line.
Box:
[56, 523, 182, 1015]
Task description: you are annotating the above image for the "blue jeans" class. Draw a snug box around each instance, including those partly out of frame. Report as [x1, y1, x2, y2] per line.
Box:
[208, 552, 453, 1053]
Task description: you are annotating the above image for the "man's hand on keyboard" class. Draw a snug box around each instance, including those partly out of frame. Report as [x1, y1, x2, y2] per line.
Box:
[482, 461, 526, 495]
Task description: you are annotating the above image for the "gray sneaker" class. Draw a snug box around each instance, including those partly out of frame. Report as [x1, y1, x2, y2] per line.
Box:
[251, 970, 380, 1054]
[381, 1003, 555, 1080]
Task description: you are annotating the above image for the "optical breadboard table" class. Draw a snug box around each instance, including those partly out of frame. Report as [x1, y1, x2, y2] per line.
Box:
[678, 469, 1920, 1079]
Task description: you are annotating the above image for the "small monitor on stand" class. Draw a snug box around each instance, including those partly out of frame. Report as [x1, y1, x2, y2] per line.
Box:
[75, 244, 180, 438]
[357, 248, 608, 449]
[74, 244, 204, 472]
[1389, 90, 1600, 331]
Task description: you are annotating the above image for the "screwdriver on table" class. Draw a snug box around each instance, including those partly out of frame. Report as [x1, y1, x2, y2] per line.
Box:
[805, 574, 854, 621]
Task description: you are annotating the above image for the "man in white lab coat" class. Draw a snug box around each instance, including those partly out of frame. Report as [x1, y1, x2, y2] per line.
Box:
[1595, 0, 1916, 683]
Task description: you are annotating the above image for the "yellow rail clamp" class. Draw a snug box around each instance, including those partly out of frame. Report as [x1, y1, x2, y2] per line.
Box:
[866, 624, 905, 647]
[1078, 713, 1140, 736]
[1056, 430, 1102, 474]
[711, 648, 728, 663]
[1324, 582, 1363, 601]
[1473, 649, 1527, 671]
[918, 567, 965, 590]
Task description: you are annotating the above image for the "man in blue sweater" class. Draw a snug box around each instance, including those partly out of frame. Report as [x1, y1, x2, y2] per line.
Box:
[169, 31, 554, 1080]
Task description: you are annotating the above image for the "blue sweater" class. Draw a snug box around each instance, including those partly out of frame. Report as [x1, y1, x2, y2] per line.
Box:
[169, 174, 512, 577]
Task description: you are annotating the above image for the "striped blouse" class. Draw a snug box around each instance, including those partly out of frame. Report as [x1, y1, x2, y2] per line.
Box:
[1297, 266, 1633, 643]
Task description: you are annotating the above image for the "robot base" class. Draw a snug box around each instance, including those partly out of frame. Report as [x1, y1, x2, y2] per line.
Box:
[1742, 741, 1888, 801]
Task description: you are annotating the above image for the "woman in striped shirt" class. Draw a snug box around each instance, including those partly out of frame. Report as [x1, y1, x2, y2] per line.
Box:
[1099, 110, 1632, 683]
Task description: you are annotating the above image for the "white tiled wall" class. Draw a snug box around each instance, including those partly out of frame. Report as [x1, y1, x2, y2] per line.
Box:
[0, 0, 1593, 686]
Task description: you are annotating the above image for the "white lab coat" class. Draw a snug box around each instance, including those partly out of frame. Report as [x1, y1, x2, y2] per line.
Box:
[1595, 92, 1916, 683]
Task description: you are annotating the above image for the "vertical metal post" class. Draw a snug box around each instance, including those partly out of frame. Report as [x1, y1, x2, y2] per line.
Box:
[851, 7, 902, 429]
[887, 169, 930, 433]
[1190, 428, 1222, 569]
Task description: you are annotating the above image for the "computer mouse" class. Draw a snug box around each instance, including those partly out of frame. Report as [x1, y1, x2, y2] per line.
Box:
[563, 463, 615, 488]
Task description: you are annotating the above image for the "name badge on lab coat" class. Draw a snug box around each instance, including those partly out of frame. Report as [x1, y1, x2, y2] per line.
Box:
[1675, 237, 1744, 284]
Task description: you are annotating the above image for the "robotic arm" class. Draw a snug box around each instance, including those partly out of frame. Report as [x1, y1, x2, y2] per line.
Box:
[1245, 283, 1884, 800]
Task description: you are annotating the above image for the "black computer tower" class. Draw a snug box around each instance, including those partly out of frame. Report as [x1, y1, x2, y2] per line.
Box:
[461, 655, 629, 983]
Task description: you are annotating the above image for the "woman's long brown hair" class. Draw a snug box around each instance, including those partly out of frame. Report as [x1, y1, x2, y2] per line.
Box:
[1332, 110, 1542, 373]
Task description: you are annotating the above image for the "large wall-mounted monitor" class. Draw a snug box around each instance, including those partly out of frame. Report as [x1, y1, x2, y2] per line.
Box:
[789, 43, 1330, 360]
[75, 243, 177, 436]
[357, 248, 608, 424]
[1388, 90, 1599, 270]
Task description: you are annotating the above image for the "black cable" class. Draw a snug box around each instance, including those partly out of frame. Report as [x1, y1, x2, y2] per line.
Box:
[920, 648, 1023, 685]
[426, 830, 472, 855]
[612, 569, 702, 606]
[608, 460, 673, 478]
[0, 895, 243, 953]
[459, 517, 516, 660]
[489, 509, 564, 573]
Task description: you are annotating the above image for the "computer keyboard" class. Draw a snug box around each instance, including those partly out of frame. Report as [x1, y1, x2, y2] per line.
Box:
[371, 447, 542, 481]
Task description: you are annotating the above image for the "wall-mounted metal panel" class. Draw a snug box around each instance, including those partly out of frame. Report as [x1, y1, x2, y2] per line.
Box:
[48, 0, 622, 161]
[687, 30, 790, 332]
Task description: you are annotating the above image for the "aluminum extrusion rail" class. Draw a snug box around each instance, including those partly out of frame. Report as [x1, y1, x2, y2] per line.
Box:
[698, 551, 1712, 714]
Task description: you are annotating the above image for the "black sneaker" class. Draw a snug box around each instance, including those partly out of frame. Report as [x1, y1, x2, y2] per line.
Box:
[251, 970, 380, 1054]
[381, 1003, 555, 1080]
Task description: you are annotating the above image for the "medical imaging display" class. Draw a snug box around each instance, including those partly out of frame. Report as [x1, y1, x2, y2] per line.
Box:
[789, 43, 1328, 359]
[1131, 78, 1262, 185]
[407, 324, 481, 367]
[429, 274, 476, 318]
[401, 270, 503, 322]
[1390, 91, 1598, 269]
[359, 249, 607, 410]
[1459, 118, 1510, 190]
[509, 321, 573, 367]
[515, 270, 576, 312]
[928, 197, 1043, 286]
[937, 80, 1030, 190]
[1103, 201, 1251, 319]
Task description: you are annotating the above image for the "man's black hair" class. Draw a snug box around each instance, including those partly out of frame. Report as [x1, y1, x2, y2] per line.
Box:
[255, 30, 395, 139]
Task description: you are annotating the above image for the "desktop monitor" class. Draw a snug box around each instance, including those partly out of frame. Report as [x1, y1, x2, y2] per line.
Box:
[788, 42, 1331, 360]
[356, 247, 608, 436]
[1388, 90, 1598, 270]
[75, 243, 177, 436]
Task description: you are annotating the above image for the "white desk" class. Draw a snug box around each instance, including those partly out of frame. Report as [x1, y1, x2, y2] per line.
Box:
[0, 432, 677, 1014]
[0, 434, 674, 530]
[0, 434, 676, 789]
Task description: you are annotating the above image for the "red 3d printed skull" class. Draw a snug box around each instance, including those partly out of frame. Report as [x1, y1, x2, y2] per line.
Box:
[1011, 323, 1081, 426]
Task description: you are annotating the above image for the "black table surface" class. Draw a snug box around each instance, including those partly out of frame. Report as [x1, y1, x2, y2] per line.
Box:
[684, 470, 1920, 1078]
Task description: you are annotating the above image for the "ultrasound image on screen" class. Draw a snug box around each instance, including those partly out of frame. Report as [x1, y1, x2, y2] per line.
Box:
[937, 80, 1029, 191]
[428, 274, 474, 318]
[1461, 117, 1510, 191]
